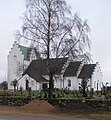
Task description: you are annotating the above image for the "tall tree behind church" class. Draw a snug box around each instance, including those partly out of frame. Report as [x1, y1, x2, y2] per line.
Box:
[16, 0, 91, 98]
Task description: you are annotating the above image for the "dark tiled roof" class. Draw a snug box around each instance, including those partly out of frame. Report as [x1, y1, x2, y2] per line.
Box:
[23, 58, 67, 81]
[28, 72, 48, 82]
[78, 64, 96, 78]
[64, 62, 81, 77]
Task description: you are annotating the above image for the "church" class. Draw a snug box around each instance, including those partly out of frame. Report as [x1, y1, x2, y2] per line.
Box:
[7, 41, 103, 91]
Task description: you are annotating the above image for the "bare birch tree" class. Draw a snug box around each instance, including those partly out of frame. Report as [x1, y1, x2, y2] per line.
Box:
[16, 0, 91, 98]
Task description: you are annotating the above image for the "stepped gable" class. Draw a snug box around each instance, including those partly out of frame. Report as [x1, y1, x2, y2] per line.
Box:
[78, 64, 96, 79]
[8, 41, 40, 60]
[64, 61, 81, 77]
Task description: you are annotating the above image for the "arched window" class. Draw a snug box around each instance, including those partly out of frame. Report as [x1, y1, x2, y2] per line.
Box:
[26, 79, 29, 90]
[68, 80, 71, 87]
[13, 55, 17, 61]
[94, 81, 96, 88]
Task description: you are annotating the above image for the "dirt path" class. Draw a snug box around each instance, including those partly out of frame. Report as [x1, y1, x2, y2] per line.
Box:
[0, 114, 88, 120]
[0, 105, 89, 120]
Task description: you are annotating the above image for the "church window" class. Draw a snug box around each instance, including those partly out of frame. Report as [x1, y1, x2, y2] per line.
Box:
[13, 55, 17, 61]
[68, 80, 71, 87]
[94, 81, 96, 88]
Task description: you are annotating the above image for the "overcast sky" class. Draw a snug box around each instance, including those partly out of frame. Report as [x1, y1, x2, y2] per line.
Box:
[0, 0, 111, 84]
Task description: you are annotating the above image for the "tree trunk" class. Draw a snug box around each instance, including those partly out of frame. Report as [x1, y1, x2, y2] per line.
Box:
[48, 73, 54, 98]
[82, 78, 87, 97]
[14, 86, 16, 95]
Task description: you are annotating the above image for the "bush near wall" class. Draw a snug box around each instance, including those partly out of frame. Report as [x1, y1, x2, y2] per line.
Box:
[43, 98, 111, 110]
[0, 94, 111, 111]
[0, 97, 31, 106]
[86, 99, 111, 110]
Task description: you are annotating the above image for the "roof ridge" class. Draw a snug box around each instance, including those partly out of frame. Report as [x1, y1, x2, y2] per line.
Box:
[19, 44, 30, 48]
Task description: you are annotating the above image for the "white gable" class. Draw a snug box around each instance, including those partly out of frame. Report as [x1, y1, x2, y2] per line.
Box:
[7, 41, 37, 90]
[91, 62, 103, 91]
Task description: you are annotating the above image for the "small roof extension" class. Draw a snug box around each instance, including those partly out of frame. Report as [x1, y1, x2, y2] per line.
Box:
[64, 61, 81, 77]
[78, 64, 96, 79]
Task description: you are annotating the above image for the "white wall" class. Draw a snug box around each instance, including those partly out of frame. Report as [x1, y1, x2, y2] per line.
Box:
[18, 74, 41, 90]
[91, 63, 103, 91]
[7, 42, 38, 90]
[63, 76, 81, 90]
[54, 75, 63, 89]
[43, 74, 64, 90]
[8, 42, 24, 89]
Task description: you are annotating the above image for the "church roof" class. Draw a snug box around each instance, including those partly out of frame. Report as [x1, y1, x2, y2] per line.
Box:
[23, 58, 68, 81]
[78, 64, 96, 79]
[19, 45, 30, 60]
[27, 73, 48, 83]
[64, 61, 81, 77]
[19, 45, 40, 60]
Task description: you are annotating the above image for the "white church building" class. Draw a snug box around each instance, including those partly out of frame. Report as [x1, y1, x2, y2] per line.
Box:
[7, 41, 103, 91]
[7, 41, 40, 90]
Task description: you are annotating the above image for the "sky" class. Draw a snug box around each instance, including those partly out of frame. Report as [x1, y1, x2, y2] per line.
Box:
[0, 0, 111, 84]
